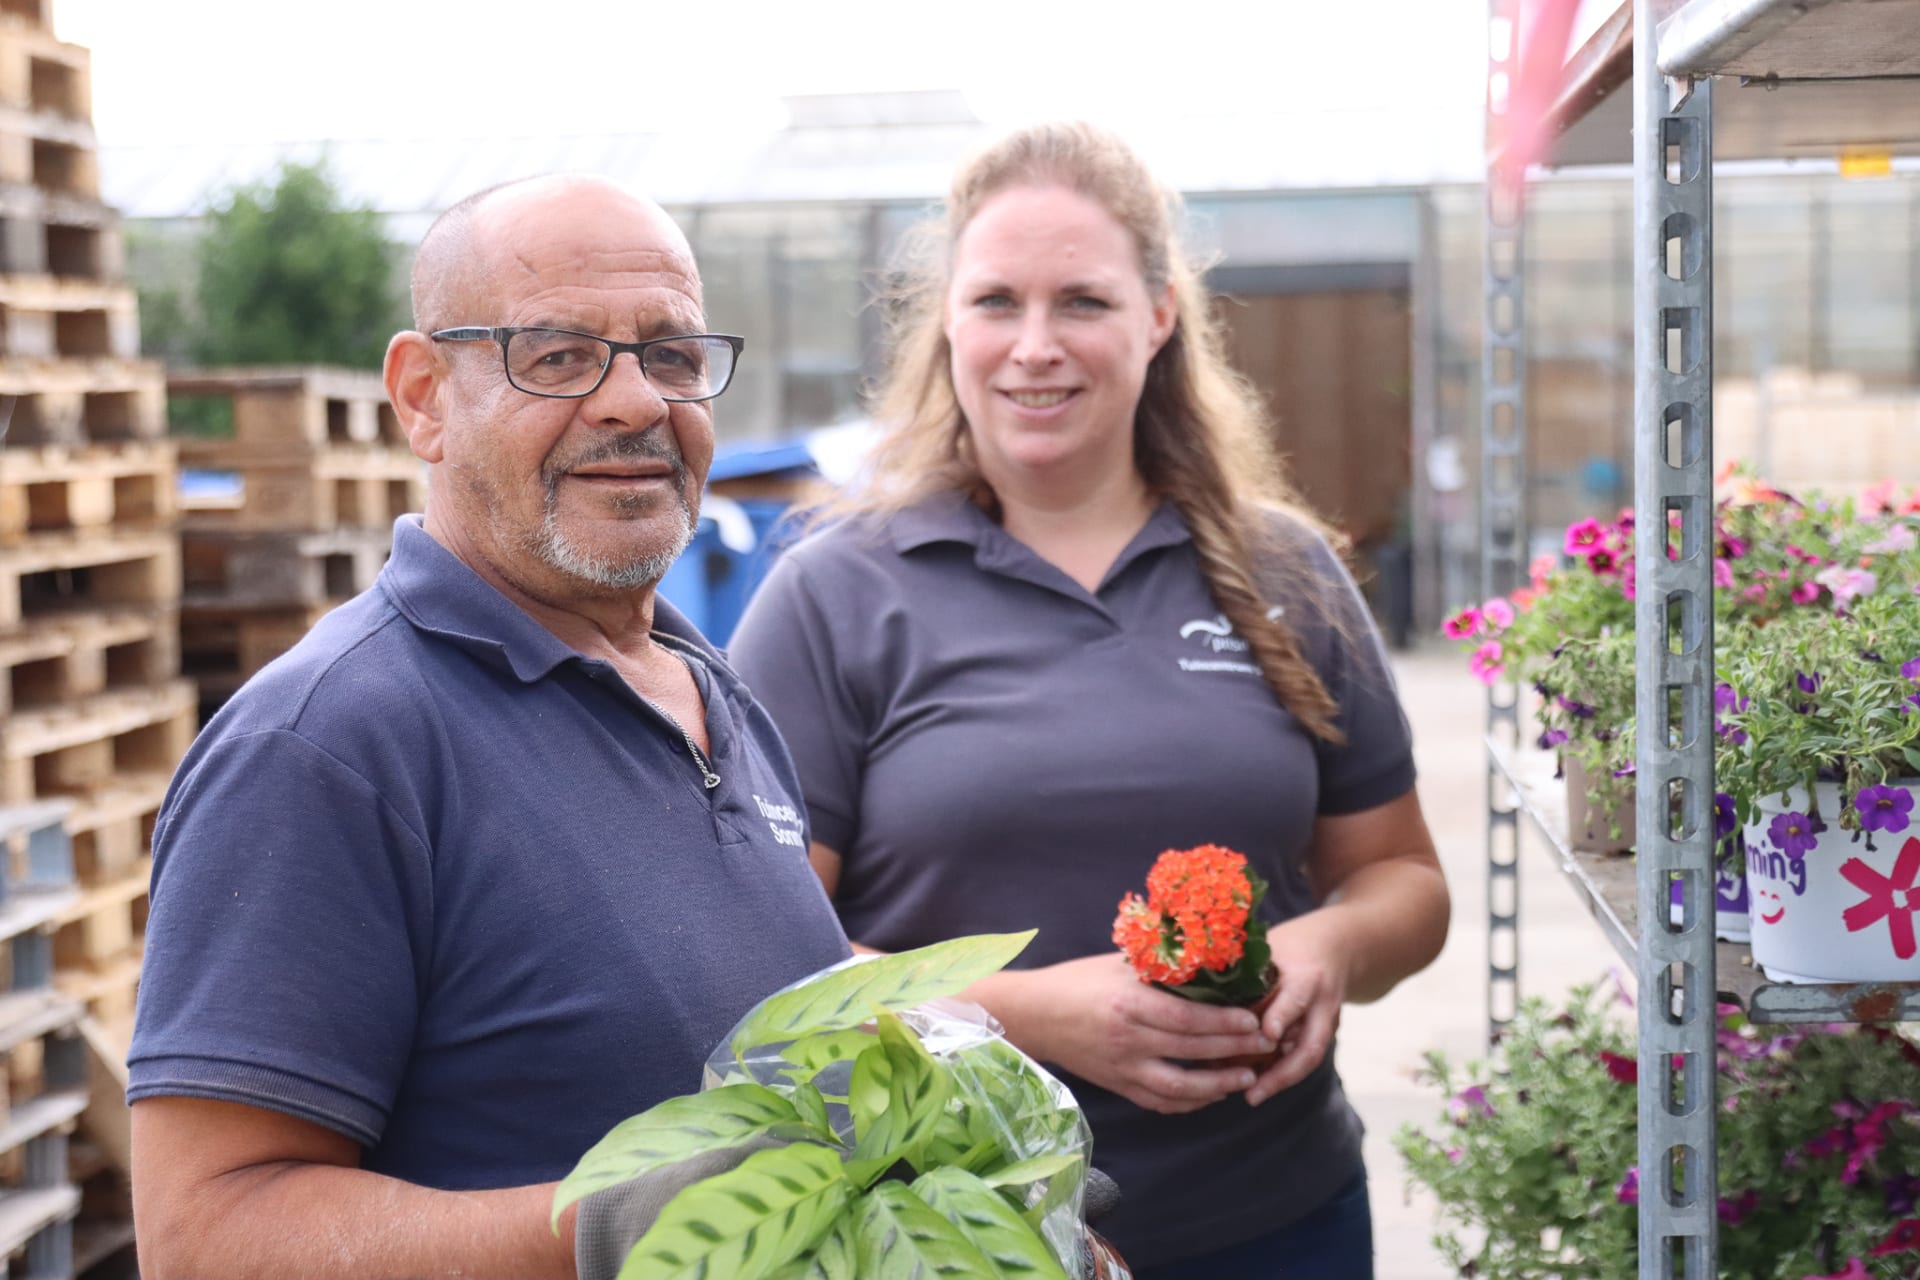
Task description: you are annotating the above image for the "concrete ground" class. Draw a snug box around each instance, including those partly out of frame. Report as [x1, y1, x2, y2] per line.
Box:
[1342, 644, 1622, 1280]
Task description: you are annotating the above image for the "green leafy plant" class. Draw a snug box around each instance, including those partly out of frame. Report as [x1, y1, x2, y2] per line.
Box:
[1396, 983, 1920, 1280]
[554, 931, 1092, 1280]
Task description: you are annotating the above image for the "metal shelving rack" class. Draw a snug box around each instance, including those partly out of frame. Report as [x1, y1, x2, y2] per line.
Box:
[1481, 1, 1920, 1274]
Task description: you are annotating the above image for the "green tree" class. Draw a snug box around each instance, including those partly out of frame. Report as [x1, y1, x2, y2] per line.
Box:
[188, 159, 408, 369]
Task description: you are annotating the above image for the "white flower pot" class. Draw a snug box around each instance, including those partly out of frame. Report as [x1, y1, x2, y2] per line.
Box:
[1743, 780, 1920, 984]
[1667, 839, 1750, 943]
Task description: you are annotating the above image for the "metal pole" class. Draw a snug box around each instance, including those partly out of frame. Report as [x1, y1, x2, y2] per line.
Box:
[1483, 0, 1527, 1042]
[1632, 8, 1717, 1273]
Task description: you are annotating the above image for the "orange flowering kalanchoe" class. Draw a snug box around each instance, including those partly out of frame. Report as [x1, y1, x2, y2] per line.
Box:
[1112, 844, 1274, 1005]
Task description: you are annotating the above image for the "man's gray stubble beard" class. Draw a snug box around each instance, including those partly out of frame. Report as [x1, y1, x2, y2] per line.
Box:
[525, 440, 698, 590]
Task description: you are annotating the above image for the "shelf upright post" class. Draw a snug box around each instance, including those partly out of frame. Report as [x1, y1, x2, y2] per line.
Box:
[1483, 0, 1528, 1042]
[1632, 10, 1716, 1275]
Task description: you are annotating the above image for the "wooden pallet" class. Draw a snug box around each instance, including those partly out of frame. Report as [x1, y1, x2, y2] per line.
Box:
[0, 19, 87, 122]
[181, 601, 329, 690]
[0, 105, 95, 201]
[0, 678, 193, 808]
[62, 772, 162, 889]
[0, 277, 134, 361]
[177, 444, 421, 532]
[0, 183, 119, 284]
[0, 440, 174, 545]
[50, 863, 142, 976]
[50, 950, 132, 1037]
[168, 366, 403, 450]
[0, 354, 165, 447]
[182, 526, 388, 610]
[0, 529, 178, 628]
[0, 605, 178, 718]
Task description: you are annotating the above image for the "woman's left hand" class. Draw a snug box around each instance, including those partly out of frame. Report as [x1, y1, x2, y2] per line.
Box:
[1244, 914, 1351, 1106]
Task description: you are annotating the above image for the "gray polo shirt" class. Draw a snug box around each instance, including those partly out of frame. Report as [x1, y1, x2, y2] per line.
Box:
[728, 493, 1416, 1266]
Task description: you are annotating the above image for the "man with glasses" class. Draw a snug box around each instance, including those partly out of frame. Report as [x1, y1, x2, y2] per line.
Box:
[126, 175, 851, 1278]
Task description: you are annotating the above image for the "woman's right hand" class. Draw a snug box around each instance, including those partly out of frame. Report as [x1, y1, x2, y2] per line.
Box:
[969, 954, 1276, 1115]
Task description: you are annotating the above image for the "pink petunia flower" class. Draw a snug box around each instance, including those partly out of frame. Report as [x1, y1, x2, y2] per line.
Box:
[1791, 581, 1821, 605]
[1481, 598, 1516, 629]
[1442, 607, 1483, 640]
[1469, 642, 1505, 686]
[1564, 518, 1606, 556]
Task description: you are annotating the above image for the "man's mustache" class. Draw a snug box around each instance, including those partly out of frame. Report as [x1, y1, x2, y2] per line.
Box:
[544, 432, 687, 495]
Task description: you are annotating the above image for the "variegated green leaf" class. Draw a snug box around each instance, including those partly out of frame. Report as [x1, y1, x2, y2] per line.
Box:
[617, 1144, 851, 1280]
[778, 1028, 877, 1082]
[763, 1215, 858, 1280]
[790, 1080, 834, 1143]
[851, 1013, 953, 1164]
[980, 1154, 1080, 1190]
[553, 1083, 812, 1229]
[853, 1181, 997, 1278]
[912, 1168, 1072, 1280]
[731, 931, 1036, 1057]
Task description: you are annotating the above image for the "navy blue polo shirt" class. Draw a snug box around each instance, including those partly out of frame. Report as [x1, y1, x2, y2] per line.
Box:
[728, 494, 1416, 1266]
[128, 517, 850, 1190]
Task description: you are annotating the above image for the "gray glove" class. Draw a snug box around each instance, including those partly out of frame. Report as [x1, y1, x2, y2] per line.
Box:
[574, 1140, 773, 1280]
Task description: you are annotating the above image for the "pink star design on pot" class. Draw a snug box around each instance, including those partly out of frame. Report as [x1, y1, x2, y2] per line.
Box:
[1840, 837, 1920, 960]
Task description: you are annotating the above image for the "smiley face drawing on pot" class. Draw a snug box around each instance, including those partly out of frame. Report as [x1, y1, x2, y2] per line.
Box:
[1754, 887, 1788, 926]
[1747, 842, 1809, 925]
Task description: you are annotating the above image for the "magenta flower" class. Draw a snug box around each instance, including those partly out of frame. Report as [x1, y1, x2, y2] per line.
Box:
[1481, 597, 1516, 629]
[1615, 1167, 1639, 1205]
[1620, 560, 1637, 601]
[1713, 558, 1735, 590]
[1719, 532, 1749, 559]
[1598, 1050, 1638, 1084]
[1791, 580, 1821, 605]
[1587, 548, 1619, 576]
[1564, 518, 1605, 556]
[1856, 785, 1915, 835]
[1810, 1259, 1868, 1280]
[1442, 607, 1482, 639]
[1870, 1218, 1920, 1257]
[1469, 641, 1504, 686]
[1768, 811, 1820, 859]
[1448, 1085, 1494, 1124]
[1716, 1189, 1759, 1226]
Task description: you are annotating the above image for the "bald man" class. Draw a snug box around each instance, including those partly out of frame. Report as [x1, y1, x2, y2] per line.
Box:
[127, 176, 851, 1278]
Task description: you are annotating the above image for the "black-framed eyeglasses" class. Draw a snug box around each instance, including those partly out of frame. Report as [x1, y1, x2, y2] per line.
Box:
[429, 327, 745, 402]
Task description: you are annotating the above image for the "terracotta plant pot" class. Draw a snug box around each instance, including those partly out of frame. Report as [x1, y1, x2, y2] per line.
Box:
[1219, 966, 1283, 1072]
[1563, 754, 1635, 854]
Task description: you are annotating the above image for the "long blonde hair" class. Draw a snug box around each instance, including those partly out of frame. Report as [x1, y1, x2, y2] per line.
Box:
[845, 121, 1345, 743]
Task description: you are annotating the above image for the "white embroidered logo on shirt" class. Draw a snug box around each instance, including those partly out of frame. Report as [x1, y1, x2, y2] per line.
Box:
[752, 794, 806, 849]
[1175, 614, 1259, 674]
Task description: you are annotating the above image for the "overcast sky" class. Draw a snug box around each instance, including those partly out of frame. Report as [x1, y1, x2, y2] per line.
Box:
[58, 0, 1490, 148]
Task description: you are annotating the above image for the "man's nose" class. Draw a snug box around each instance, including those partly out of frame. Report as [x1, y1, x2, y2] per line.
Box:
[584, 350, 671, 423]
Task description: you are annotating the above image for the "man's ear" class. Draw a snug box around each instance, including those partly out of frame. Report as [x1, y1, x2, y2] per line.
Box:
[385, 331, 448, 463]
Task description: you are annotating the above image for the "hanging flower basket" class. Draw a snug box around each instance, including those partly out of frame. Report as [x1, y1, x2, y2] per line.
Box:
[1743, 781, 1920, 983]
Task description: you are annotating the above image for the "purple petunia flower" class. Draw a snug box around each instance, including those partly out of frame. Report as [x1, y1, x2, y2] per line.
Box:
[1887, 1173, 1920, 1217]
[1715, 792, 1738, 840]
[1538, 728, 1569, 750]
[1615, 1167, 1639, 1206]
[1797, 670, 1823, 695]
[1557, 695, 1597, 720]
[1856, 785, 1915, 835]
[1768, 811, 1820, 859]
[1903, 656, 1920, 683]
[1448, 1085, 1494, 1125]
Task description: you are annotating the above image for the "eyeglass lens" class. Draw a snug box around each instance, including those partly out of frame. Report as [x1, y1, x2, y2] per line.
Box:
[504, 330, 734, 399]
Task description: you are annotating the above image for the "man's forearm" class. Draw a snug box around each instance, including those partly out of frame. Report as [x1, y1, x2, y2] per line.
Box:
[139, 1163, 575, 1280]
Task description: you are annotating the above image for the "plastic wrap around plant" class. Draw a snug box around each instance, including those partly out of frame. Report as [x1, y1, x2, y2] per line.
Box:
[555, 931, 1119, 1280]
[706, 963, 1094, 1270]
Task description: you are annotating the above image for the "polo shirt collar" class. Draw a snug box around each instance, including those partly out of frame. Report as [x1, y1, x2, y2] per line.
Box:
[890, 491, 1193, 585]
[377, 516, 718, 684]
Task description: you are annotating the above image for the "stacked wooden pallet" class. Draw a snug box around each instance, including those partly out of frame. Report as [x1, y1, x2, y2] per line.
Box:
[173, 368, 418, 715]
[0, 5, 185, 1273]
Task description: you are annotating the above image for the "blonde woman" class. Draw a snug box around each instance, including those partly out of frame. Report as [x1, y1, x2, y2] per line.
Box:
[729, 123, 1448, 1278]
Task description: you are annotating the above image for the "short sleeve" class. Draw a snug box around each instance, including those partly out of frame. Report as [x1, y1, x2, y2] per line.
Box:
[128, 729, 431, 1147]
[1287, 531, 1419, 816]
[727, 553, 867, 855]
